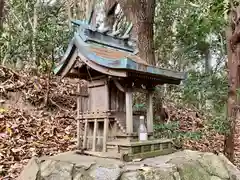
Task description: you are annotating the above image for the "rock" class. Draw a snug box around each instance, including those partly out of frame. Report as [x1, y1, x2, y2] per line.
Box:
[120, 171, 143, 180]
[180, 149, 202, 159]
[173, 171, 181, 180]
[169, 157, 210, 180]
[210, 176, 223, 180]
[73, 172, 94, 180]
[40, 160, 73, 180]
[218, 153, 240, 180]
[18, 157, 40, 180]
[73, 166, 94, 180]
[141, 167, 175, 180]
[18, 150, 240, 180]
[178, 161, 210, 180]
[88, 164, 122, 180]
[198, 153, 229, 179]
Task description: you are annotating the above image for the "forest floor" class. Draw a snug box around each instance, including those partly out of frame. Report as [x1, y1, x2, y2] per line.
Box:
[0, 66, 225, 179]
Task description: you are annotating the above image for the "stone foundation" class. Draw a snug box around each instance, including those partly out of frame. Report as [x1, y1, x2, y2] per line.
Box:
[18, 150, 240, 180]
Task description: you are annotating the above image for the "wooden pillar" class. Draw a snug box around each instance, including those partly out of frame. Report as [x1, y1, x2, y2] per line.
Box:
[92, 119, 98, 151]
[102, 118, 109, 152]
[146, 91, 153, 133]
[125, 90, 133, 134]
[77, 119, 81, 149]
[83, 119, 88, 149]
[77, 83, 81, 149]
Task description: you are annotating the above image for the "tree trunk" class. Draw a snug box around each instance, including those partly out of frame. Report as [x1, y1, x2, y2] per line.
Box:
[204, 48, 211, 73]
[124, 0, 156, 65]
[136, 20, 155, 65]
[0, 0, 4, 30]
[134, 0, 156, 65]
[103, 0, 156, 65]
[224, 4, 240, 164]
[85, 0, 95, 20]
[225, 28, 237, 161]
[66, 1, 72, 29]
[75, 0, 86, 19]
[32, 1, 38, 68]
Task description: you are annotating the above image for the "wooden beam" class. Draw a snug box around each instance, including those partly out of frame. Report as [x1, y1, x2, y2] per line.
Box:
[86, 75, 107, 81]
[125, 90, 133, 134]
[83, 119, 88, 149]
[92, 119, 98, 151]
[113, 79, 125, 92]
[88, 79, 106, 88]
[105, 80, 110, 111]
[77, 83, 81, 149]
[146, 91, 154, 133]
[102, 118, 109, 152]
[61, 51, 78, 78]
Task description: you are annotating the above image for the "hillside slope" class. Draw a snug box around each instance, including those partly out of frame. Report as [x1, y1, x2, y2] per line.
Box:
[0, 66, 224, 179]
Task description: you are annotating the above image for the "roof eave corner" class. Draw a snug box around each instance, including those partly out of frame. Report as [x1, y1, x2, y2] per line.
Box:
[53, 62, 63, 76]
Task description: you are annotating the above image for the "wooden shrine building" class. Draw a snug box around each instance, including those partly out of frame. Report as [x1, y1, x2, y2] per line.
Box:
[54, 19, 186, 161]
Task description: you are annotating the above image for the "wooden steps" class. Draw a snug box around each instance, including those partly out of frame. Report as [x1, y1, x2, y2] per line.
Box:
[115, 119, 126, 134]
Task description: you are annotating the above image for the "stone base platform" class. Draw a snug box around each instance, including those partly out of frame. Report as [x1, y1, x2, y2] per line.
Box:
[18, 150, 240, 180]
[81, 138, 174, 161]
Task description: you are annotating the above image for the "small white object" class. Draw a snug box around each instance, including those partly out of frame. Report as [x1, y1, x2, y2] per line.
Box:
[138, 116, 148, 141]
[139, 133, 148, 141]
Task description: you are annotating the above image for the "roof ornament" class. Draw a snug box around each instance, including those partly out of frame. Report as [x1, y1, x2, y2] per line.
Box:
[89, 3, 135, 42]
[70, 3, 137, 53]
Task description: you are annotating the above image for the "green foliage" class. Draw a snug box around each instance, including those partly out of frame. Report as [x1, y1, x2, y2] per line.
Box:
[177, 70, 228, 134]
[154, 0, 226, 71]
[210, 112, 228, 134]
[182, 71, 227, 112]
[133, 103, 146, 112]
[154, 122, 202, 140]
[1, 0, 70, 68]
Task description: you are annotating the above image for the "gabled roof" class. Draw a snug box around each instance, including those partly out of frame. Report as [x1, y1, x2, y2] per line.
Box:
[54, 20, 187, 85]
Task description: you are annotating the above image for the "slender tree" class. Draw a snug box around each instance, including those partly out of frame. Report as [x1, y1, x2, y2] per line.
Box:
[0, 0, 4, 30]
[224, 1, 240, 163]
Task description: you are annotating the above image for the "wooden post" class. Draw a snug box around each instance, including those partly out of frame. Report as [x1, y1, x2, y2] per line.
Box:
[83, 119, 88, 149]
[146, 91, 153, 133]
[103, 118, 109, 152]
[77, 83, 81, 149]
[125, 90, 133, 134]
[92, 119, 98, 151]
